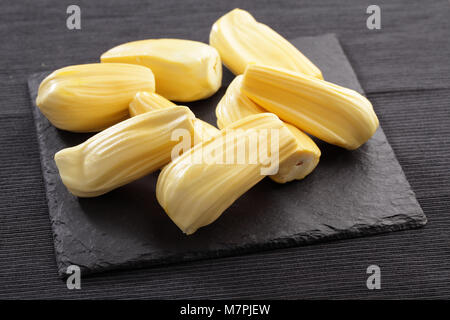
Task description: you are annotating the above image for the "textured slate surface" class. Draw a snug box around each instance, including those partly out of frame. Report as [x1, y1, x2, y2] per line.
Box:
[2, 0, 450, 299]
[27, 34, 425, 277]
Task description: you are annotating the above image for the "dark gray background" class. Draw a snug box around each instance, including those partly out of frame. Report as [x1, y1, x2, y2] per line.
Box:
[1, 0, 449, 299]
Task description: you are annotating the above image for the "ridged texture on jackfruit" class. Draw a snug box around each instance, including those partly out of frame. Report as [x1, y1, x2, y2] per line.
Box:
[216, 75, 266, 129]
[129, 91, 176, 117]
[36, 63, 155, 132]
[128, 91, 220, 142]
[101, 39, 222, 102]
[241, 64, 379, 150]
[55, 106, 197, 197]
[209, 8, 322, 79]
[216, 75, 321, 183]
[156, 113, 299, 235]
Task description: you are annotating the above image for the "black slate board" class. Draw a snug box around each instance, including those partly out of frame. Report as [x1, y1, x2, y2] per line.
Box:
[27, 34, 426, 277]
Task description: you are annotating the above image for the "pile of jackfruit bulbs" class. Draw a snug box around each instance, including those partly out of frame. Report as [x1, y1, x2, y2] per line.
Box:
[36, 9, 379, 235]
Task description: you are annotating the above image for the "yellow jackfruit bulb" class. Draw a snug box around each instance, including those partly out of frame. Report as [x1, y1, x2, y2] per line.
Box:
[156, 113, 300, 235]
[209, 8, 322, 79]
[192, 118, 221, 142]
[216, 75, 321, 183]
[275, 123, 321, 183]
[216, 75, 266, 129]
[241, 64, 380, 150]
[128, 91, 220, 142]
[36, 63, 155, 132]
[129, 91, 176, 117]
[101, 39, 222, 102]
[55, 106, 197, 197]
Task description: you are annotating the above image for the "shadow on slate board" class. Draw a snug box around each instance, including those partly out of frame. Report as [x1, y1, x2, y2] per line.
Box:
[27, 34, 426, 277]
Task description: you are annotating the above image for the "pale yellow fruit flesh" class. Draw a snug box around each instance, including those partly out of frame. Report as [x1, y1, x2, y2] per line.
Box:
[128, 91, 220, 142]
[36, 63, 155, 132]
[129, 91, 177, 117]
[55, 106, 196, 197]
[209, 8, 322, 79]
[241, 64, 379, 150]
[216, 75, 321, 183]
[101, 39, 222, 102]
[156, 113, 299, 235]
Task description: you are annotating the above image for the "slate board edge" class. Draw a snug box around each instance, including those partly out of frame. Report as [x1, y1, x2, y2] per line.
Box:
[26, 33, 427, 278]
[27, 72, 426, 279]
[75, 216, 426, 278]
[27, 74, 68, 277]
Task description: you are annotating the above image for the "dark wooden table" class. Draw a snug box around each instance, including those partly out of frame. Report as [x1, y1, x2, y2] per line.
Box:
[1, 0, 449, 299]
